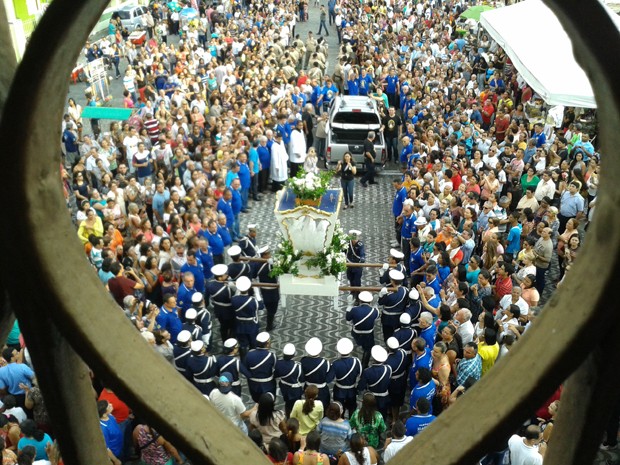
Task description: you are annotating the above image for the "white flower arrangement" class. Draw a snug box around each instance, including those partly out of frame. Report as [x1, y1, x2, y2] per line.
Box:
[286, 169, 333, 201]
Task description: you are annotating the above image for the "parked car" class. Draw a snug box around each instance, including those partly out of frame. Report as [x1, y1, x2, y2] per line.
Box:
[325, 96, 385, 169]
[113, 5, 148, 32]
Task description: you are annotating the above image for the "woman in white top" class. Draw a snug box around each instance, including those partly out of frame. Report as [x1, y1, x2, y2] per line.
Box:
[249, 393, 286, 444]
[67, 97, 82, 125]
[338, 434, 378, 465]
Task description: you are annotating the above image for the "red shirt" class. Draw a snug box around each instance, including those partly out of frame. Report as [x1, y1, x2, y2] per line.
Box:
[108, 276, 138, 306]
[451, 173, 462, 191]
[495, 115, 510, 141]
[482, 102, 495, 124]
[99, 389, 131, 423]
[535, 385, 562, 420]
[495, 276, 513, 300]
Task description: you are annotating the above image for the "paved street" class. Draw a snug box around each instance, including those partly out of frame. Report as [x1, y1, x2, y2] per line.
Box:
[66, 6, 403, 402]
[234, 175, 396, 358]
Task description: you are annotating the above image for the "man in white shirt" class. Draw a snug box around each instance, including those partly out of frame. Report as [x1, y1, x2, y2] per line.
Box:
[288, 120, 307, 177]
[122, 127, 141, 173]
[383, 421, 413, 462]
[454, 308, 474, 345]
[209, 372, 253, 433]
[534, 171, 556, 201]
[508, 425, 546, 465]
[498, 286, 529, 318]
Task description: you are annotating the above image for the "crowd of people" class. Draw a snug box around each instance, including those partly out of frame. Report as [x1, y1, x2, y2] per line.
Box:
[2, 0, 612, 463]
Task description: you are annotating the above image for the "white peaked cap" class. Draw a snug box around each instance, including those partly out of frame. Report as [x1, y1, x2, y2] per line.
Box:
[211, 264, 228, 276]
[389, 270, 405, 281]
[227, 245, 242, 256]
[236, 276, 252, 292]
[337, 338, 354, 355]
[390, 249, 404, 259]
[305, 337, 323, 356]
[283, 343, 296, 356]
[190, 340, 204, 352]
[177, 330, 191, 343]
[371, 345, 388, 363]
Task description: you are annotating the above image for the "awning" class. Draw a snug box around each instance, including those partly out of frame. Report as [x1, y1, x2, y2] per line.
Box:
[81, 107, 133, 120]
[480, 0, 620, 108]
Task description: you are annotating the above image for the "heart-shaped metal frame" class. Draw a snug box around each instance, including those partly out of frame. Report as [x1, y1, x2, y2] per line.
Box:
[0, 0, 618, 464]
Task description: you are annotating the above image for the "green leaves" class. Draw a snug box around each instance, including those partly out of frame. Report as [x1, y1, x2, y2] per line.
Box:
[269, 237, 303, 278]
[286, 168, 335, 201]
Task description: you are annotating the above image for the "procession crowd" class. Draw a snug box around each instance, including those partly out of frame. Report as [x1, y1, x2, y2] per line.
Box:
[0, 0, 609, 464]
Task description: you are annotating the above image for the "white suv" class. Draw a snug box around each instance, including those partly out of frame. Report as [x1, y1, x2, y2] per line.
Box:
[325, 96, 386, 169]
[114, 5, 149, 32]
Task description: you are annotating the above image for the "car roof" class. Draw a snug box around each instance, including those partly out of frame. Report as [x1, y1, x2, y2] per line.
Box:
[116, 4, 142, 11]
[334, 96, 377, 111]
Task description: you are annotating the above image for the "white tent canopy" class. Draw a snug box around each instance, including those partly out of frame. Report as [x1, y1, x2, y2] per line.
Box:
[480, 0, 620, 109]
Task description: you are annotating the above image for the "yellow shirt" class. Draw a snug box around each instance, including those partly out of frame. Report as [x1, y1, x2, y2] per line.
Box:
[290, 399, 324, 435]
[478, 342, 500, 376]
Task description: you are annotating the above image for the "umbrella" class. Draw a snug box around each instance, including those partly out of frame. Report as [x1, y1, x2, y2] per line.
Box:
[166, 1, 181, 12]
[460, 5, 494, 21]
[180, 7, 198, 18]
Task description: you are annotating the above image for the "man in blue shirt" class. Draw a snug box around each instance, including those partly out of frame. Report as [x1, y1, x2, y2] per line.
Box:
[236, 154, 252, 212]
[409, 237, 425, 286]
[532, 123, 547, 147]
[358, 69, 373, 96]
[0, 348, 35, 407]
[177, 270, 198, 317]
[506, 212, 522, 259]
[229, 180, 243, 240]
[423, 266, 442, 296]
[225, 162, 240, 187]
[384, 68, 399, 108]
[217, 215, 233, 249]
[181, 250, 205, 293]
[400, 136, 413, 168]
[409, 337, 432, 388]
[405, 398, 436, 437]
[319, 77, 338, 114]
[418, 313, 437, 349]
[558, 181, 585, 232]
[276, 115, 291, 147]
[98, 400, 123, 462]
[256, 136, 271, 194]
[409, 367, 436, 412]
[157, 294, 183, 342]
[197, 238, 214, 280]
[347, 71, 360, 96]
[248, 142, 261, 201]
[202, 219, 225, 264]
[152, 181, 170, 226]
[63, 123, 79, 168]
[392, 179, 408, 247]
[217, 188, 235, 232]
[400, 203, 415, 272]
[470, 103, 483, 125]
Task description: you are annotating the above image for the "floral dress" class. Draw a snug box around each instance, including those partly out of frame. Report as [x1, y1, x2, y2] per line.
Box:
[349, 410, 386, 449]
[136, 425, 171, 465]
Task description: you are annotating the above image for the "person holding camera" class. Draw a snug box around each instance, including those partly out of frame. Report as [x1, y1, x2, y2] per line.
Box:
[107, 261, 145, 307]
[336, 152, 357, 209]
